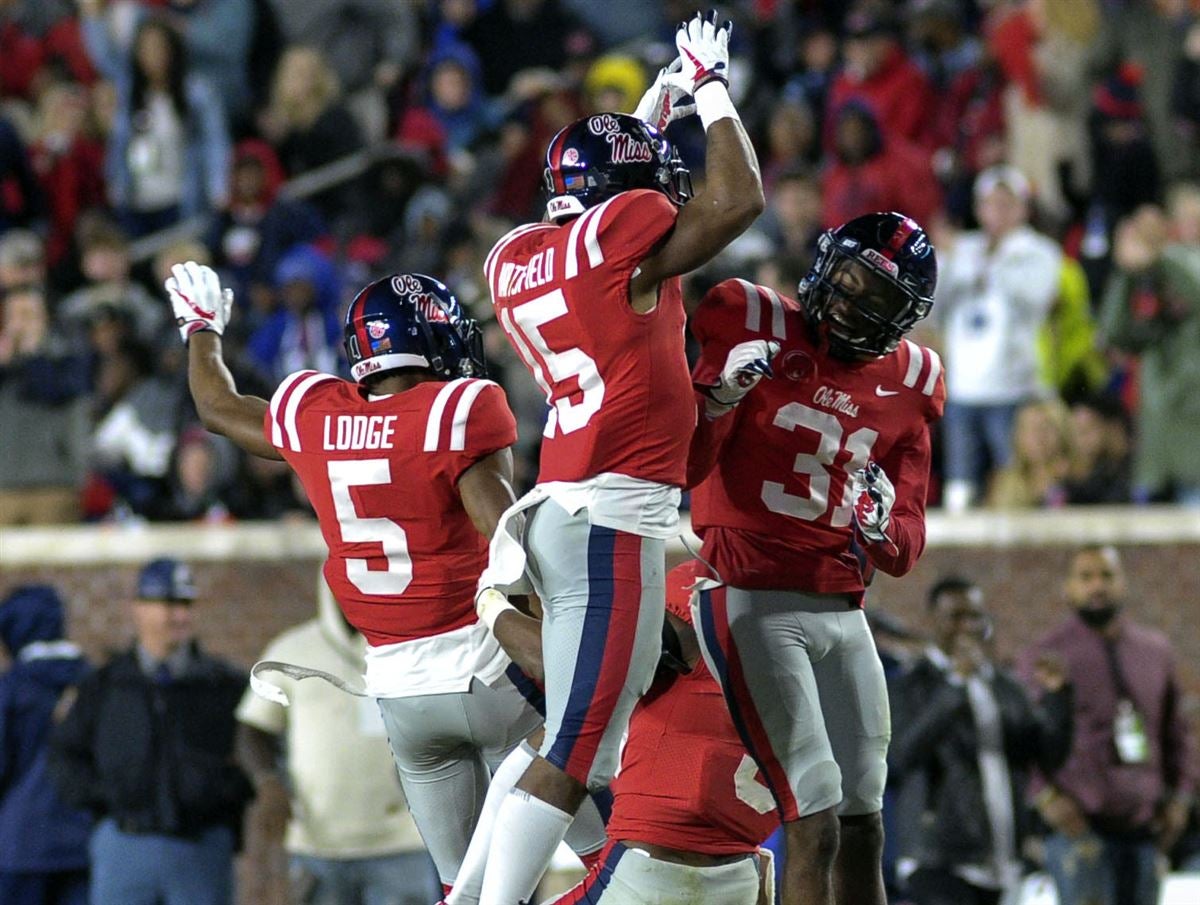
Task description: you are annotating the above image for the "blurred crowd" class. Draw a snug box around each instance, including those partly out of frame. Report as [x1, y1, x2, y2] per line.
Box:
[4, 0, 1200, 524]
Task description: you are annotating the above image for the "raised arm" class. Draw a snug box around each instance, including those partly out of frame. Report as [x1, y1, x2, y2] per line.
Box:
[630, 13, 763, 310]
[168, 262, 281, 460]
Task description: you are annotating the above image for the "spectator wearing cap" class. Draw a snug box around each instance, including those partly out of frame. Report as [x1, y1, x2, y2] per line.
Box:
[48, 558, 253, 905]
[0, 585, 92, 905]
[825, 2, 935, 150]
[933, 164, 1062, 511]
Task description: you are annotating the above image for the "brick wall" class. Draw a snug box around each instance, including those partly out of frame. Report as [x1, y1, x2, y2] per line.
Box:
[4, 541, 1199, 903]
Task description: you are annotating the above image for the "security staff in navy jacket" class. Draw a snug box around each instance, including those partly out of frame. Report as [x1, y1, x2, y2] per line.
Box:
[48, 559, 253, 905]
[0, 584, 92, 905]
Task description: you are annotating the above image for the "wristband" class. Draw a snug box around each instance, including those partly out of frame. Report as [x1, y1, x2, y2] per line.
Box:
[476, 587, 516, 633]
[694, 81, 739, 131]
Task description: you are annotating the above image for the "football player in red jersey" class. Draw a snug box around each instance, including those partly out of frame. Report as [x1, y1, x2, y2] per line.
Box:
[165, 263, 607, 896]
[480, 562, 780, 905]
[687, 211, 943, 905]
[467, 9, 764, 902]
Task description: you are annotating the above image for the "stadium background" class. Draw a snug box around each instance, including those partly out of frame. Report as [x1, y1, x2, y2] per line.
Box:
[3, 0, 1200, 903]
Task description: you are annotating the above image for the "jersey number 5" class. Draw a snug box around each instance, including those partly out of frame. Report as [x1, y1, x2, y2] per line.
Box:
[328, 459, 413, 595]
[499, 288, 605, 437]
[761, 402, 878, 525]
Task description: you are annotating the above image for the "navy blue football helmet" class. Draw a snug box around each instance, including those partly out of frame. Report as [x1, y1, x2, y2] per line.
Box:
[543, 112, 692, 222]
[799, 212, 937, 359]
[344, 274, 486, 383]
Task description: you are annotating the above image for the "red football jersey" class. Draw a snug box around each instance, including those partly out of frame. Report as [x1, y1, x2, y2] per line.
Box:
[263, 372, 517, 647]
[606, 563, 780, 855]
[688, 279, 945, 595]
[485, 189, 694, 486]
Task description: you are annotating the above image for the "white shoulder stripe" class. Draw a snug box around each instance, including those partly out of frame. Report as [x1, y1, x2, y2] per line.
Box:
[564, 205, 600, 280]
[901, 340, 923, 389]
[582, 195, 619, 271]
[282, 372, 336, 451]
[424, 378, 470, 452]
[449, 379, 494, 451]
[736, 279, 760, 331]
[268, 370, 315, 448]
[761, 286, 787, 340]
[922, 348, 943, 396]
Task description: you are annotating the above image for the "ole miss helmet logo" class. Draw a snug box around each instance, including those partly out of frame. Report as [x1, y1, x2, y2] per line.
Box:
[367, 320, 388, 340]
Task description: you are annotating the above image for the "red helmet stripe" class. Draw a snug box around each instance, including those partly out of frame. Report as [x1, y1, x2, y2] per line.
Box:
[547, 127, 572, 194]
[350, 294, 372, 360]
[880, 217, 918, 260]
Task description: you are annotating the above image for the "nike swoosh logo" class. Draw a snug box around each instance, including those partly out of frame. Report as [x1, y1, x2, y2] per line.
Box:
[875, 386, 899, 397]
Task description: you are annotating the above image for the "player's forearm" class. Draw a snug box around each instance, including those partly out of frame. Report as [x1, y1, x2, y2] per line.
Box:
[187, 334, 280, 459]
[685, 391, 735, 488]
[235, 723, 283, 785]
[492, 609, 545, 684]
[701, 113, 764, 231]
[864, 513, 925, 577]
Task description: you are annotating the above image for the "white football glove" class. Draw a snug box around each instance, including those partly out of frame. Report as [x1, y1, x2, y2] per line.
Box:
[704, 339, 780, 414]
[165, 261, 233, 343]
[676, 9, 731, 91]
[850, 462, 895, 545]
[631, 58, 697, 131]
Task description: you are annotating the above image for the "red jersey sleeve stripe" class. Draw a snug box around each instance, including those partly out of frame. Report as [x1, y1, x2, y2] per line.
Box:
[921, 348, 943, 396]
[423, 378, 470, 452]
[282, 373, 337, 451]
[449, 379, 494, 451]
[268, 370, 317, 449]
[901, 339, 922, 389]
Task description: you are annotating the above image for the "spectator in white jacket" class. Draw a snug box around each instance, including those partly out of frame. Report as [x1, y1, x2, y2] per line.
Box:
[935, 165, 1063, 511]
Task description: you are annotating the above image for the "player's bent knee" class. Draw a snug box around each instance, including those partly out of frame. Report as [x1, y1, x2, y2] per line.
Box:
[838, 753, 887, 816]
[789, 759, 842, 817]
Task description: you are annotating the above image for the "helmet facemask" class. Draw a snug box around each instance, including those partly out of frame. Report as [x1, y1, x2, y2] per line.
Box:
[801, 234, 933, 360]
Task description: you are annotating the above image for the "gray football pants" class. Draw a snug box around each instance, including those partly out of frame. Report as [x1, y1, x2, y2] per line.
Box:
[693, 584, 891, 822]
[377, 674, 542, 886]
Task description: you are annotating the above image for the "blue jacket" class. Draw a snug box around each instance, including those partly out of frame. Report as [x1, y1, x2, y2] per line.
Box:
[81, 13, 231, 217]
[0, 586, 92, 872]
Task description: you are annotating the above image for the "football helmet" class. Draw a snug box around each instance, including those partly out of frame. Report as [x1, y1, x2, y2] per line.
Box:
[799, 211, 937, 359]
[543, 112, 692, 222]
[344, 273, 486, 383]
